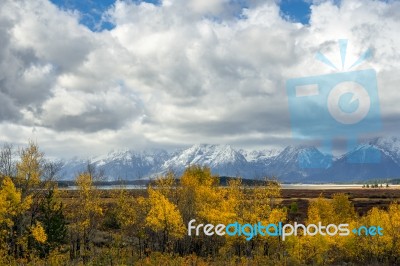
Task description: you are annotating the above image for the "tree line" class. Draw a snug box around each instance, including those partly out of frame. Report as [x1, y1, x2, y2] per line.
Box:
[0, 142, 400, 265]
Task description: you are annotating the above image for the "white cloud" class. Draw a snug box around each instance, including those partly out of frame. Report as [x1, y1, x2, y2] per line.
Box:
[0, 0, 399, 157]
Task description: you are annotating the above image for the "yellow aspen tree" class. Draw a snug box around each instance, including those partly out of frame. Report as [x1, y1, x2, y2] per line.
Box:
[179, 166, 231, 224]
[386, 203, 400, 258]
[225, 178, 244, 222]
[245, 180, 284, 257]
[298, 197, 330, 264]
[115, 188, 137, 228]
[307, 195, 335, 224]
[15, 142, 45, 254]
[331, 193, 356, 224]
[0, 176, 32, 256]
[16, 142, 43, 197]
[146, 187, 185, 252]
[357, 207, 389, 261]
[2, 142, 60, 260]
[329, 194, 358, 261]
[68, 172, 103, 260]
[114, 188, 149, 257]
[302, 194, 358, 264]
[0, 176, 32, 228]
[357, 204, 400, 263]
[221, 178, 248, 255]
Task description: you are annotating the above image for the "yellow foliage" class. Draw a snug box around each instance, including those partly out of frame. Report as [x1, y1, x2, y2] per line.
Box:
[0, 176, 32, 229]
[287, 193, 359, 264]
[244, 184, 280, 224]
[331, 193, 356, 223]
[307, 196, 335, 224]
[76, 173, 103, 224]
[268, 208, 287, 224]
[356, 203, 400, 259]
[146, 188, 185, 239]
[307, 193, 356, 225]
[31, 222, 47, 244]
[115, 188, 149, 235]
[180, 166, 218, 188]
[16, 142, 43, 194]
[179, 166, 238, 225]
[115, 189, 137, 227]
[68, 172, 103, 242]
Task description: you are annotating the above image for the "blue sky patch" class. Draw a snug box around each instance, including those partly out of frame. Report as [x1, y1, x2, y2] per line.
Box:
[50, 0, 161, 31]
[50, 0, 116, 31]
[280, 0, 312, 24]
[51, 0, 314, 31]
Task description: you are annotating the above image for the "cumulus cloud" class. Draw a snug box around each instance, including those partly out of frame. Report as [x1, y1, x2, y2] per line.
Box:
[0, 0, 399, 157]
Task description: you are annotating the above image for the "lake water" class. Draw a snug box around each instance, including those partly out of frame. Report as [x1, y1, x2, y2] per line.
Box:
[62, 184, 384, 190]
[281, 184, 364, 190]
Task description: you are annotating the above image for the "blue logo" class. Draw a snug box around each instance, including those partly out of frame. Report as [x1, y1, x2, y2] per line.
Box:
[352, 226, 383, 236]
[286, 40, 381, 168]
[188, 219, 384, 241]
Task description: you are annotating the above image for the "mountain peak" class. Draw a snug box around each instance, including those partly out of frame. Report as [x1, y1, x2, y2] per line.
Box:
[59, 137, 400, 182]
[163, 144, 245, 170]
[240, 148, 280, 162]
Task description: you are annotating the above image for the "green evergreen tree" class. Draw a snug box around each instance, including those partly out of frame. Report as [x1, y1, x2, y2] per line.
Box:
[36, 189, 67, 257]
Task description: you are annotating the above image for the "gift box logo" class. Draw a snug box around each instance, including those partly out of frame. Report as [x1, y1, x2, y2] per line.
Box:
[286, 40, 381, 168]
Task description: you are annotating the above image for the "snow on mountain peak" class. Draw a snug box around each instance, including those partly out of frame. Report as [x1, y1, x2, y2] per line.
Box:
[162, 144, 245, 169]
[241, 148, 280, 162]
[59, 136, 400, 181]
[370, 137, 400, 154]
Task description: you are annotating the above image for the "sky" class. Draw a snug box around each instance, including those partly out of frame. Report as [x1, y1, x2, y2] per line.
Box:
[0, 0, 399, 158]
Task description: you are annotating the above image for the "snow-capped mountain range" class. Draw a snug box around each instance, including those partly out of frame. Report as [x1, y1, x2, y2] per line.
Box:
[59, 137, 400, 183]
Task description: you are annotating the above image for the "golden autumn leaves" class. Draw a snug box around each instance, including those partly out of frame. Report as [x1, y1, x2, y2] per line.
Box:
[0, 144, 46, 249]
[110, 165, 286, 253]
[0, 176, 32, 235]
[2, 142, 400, 265]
